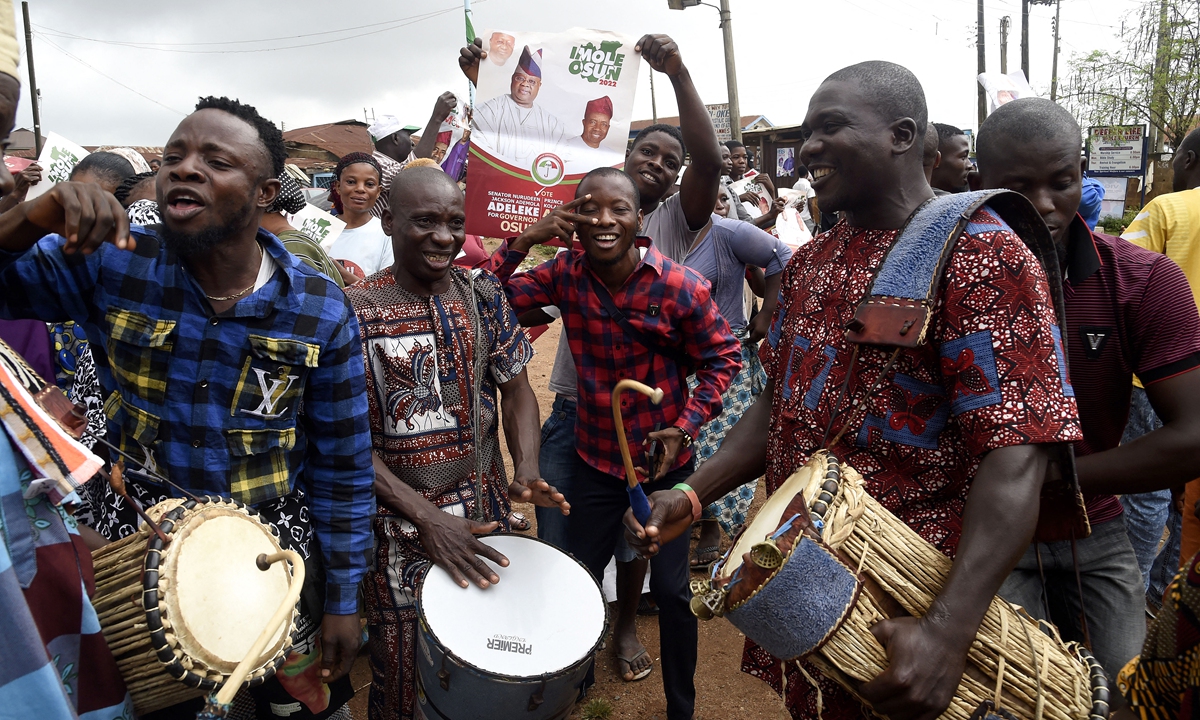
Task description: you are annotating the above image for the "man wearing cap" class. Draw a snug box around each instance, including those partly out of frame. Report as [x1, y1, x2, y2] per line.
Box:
[369, 91, 458, 219]
[487, 31, 516, 67]
[473, 45, 568, 167]
[564, 96, 616, 171]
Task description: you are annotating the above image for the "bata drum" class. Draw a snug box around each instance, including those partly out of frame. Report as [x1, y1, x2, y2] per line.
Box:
[91, 497, 301, 714]
[415, 534, 607, 720]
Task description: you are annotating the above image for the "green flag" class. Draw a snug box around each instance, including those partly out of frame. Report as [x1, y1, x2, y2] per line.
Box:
[464, 4, 475, 43]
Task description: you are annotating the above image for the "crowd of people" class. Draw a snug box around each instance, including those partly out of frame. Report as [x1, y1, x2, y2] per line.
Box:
[3, 2, 1200, 719]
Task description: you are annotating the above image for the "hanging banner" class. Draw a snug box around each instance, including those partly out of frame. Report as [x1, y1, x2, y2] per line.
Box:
[1086, 125, 1148, 176]
[464, 27, 641, 238]
[25, 132, 90, 201]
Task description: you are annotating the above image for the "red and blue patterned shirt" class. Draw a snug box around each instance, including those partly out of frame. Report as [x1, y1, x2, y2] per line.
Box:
[493, 238, 741, 480]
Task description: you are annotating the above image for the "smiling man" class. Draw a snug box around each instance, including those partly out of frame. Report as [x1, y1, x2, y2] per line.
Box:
[492, 167, 740, 720]
[623, 62, 1083, 720]
[347, 167, 566, 720]
[0, 96, 375, 719]
[472, 45, 568, 167]
[974, 98, 1200, 679]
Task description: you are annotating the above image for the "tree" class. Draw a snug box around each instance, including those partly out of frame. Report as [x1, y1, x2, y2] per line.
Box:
[1059, 0, 1200, 152]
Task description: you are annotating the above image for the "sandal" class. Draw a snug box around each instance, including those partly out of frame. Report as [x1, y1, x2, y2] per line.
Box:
[637, 594, 659, 616]
[616, 649, 653, 682]
[690, 545, 720, 571]
[508, 511, 530, 532]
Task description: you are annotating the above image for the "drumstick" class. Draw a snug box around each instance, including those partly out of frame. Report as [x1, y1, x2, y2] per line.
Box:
[611, 379, 664, 524]
[101, 461, 171, 545]
[82, 430, 201, 501]
[206, 550, 306, 713]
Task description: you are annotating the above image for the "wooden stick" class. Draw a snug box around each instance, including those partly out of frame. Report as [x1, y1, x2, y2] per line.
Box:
[610, 379, 664, 490]
[213, 550, 305, 707]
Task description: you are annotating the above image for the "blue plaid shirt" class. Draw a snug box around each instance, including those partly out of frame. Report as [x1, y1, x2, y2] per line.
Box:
[0, 227, 375, 614]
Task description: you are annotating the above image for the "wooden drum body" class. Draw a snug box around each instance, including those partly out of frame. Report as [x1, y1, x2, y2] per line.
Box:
[91, 497, 299, 714]
[691, 452, 1109, 720]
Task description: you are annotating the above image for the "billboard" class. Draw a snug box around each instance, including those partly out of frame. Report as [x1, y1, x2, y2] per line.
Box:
[1087, 125, 1148, 176]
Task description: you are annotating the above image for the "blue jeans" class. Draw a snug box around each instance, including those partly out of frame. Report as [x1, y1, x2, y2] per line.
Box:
[1120, 387, 1181, 607]
[998, 518, 1147, 677]
[536, 395, 637, 562]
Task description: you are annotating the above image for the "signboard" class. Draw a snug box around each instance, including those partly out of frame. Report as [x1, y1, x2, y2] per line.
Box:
[1086, 125, 1148, 176]
[465, 27, 641, 238]
[1095, 176, 1128, 220]
[706, 103, 731, 143]
[288, 203, 347, 250]
[25, 132, 90, 201]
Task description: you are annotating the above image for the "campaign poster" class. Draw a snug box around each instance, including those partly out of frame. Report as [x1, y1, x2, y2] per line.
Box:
[706, 103, 732, 143]
[464, 27, 641, 238]
[25, 132, 90, 201]
[289, 203, 347, 250]
[776, 147, 796, 177]
[1087, 125, 1147, 176]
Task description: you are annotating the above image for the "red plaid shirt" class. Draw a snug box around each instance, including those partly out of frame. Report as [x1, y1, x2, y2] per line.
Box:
[493, 238, 741, 479]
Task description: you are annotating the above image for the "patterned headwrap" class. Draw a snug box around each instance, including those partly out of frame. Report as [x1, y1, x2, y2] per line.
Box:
[126, 198, 162, 226]
[517, 46, 542, 78]
[97, 146, 152, 174]
[267, 171, 306, 215]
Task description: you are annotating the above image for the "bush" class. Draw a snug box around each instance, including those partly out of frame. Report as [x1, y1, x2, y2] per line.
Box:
[580, 698, 614, 720]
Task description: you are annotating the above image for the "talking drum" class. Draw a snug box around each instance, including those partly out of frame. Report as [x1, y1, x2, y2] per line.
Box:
[690, 452, 1111, 720]
[90, 497, 300, 714]
[415, 534, 607, 720]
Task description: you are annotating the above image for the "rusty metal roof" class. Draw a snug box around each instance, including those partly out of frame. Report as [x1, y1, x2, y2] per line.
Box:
[283, 120, 372, 161]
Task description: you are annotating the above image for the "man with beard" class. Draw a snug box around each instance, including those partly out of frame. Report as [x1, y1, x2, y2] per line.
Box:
[467, 31, 724, 690]
[471, 45, 568, 167]
[0, 96, 374, 720]
[931, 122, 972, 193]
[623, 61, 1082, 719]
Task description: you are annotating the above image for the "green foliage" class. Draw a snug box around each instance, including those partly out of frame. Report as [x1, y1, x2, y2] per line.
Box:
[1060, 0, 1200, 150]
[580, 698, 615, 720]
[1097, 215, 1127, 234]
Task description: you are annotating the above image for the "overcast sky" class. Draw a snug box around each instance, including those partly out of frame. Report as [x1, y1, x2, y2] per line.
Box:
[11, 0, 1141, 148]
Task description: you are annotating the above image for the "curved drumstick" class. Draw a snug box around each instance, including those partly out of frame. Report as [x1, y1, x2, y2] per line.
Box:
[612, 379, 664, 524]
[202, 550, 306, 714]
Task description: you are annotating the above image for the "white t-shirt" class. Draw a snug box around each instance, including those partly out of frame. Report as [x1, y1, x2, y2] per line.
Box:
[326, 216, 394, 278]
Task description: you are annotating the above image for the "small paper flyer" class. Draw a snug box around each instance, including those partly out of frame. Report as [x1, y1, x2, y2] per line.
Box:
[287, 203, 347, 250]
[25, 132, 90, 201]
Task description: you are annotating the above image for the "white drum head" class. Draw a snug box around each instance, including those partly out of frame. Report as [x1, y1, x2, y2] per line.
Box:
[420, 534, 606, 677]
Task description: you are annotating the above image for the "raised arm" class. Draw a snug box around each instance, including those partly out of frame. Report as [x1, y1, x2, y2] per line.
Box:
[412, 91, 459, 160]
[637, 34, 721, 231]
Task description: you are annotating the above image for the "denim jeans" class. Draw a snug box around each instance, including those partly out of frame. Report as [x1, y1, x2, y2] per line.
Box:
[1120, 386, 1182, 607]
[535, 395, 577, 551]
[998, 518, 1147, 677]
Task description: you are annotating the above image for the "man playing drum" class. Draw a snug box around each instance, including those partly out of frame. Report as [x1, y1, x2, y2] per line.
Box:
[345, 166, 568, 720]
[624, 61, 1084, 719]
[0, 97, 375, 719]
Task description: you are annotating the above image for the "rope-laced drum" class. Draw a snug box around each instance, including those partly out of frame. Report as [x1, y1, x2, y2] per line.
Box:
[690, 452, 1110, 720]
[91, 497, 300, 715]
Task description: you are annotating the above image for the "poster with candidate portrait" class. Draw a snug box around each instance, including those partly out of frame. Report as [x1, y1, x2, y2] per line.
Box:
[464, 27, 641, 238]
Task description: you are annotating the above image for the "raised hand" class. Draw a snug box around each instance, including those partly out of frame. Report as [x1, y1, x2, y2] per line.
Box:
[635, 34, 684, 77]
[459, 37, 486, 85]
[22, 181, 132, 253]
[511, 194, 596, 252]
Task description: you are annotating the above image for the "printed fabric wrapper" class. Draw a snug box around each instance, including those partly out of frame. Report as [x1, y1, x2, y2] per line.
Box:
[464, 27, 641, 238]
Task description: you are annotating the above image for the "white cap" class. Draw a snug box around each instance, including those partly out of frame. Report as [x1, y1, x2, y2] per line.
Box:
[368, 115, 404, 143]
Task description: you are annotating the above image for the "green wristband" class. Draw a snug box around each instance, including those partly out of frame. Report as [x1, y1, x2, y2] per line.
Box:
[673, 483, 702, 521]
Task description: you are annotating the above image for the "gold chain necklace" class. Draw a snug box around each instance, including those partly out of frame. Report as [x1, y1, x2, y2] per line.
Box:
[204, 243, 263, 302]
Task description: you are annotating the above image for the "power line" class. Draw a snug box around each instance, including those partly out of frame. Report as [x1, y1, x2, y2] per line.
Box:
[35, 34, 187, 115]
[31, 3, 474, 54]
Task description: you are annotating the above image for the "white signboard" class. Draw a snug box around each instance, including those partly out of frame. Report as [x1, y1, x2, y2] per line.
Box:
[288, 203, 347, 250]
[1087, 125, 1147, 175]
[706, 103, 731, 143]
[25, 132, 90, 201]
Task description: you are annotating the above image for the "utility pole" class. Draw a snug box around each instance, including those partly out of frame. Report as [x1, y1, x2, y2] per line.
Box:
[977, 0, 987, 127]
[1000, 16, 1011, 74]
[718, 0, 741, 142]
[1049, 0, 1062, 101]
[1021, 0, 1030, 79]
[21, 2, 41, 157]
[649, 65, 658, 123]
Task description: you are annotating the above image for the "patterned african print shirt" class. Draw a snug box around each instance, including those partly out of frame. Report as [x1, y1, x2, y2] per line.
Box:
[346, 267, 533, 501]
[0, 227, 375, 615]
[761, 209, 1083, 556]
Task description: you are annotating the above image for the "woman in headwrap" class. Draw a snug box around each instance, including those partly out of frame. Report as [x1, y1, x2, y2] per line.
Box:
[326, 152, 392, 279]
[260, 171, 357, 287]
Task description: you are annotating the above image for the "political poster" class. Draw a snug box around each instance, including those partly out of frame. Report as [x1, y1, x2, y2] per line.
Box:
[288, 203, 347, 250]
[465, 27, 641, 238]
[706, 103, 732, 143]
[776, 147, 795, 177]
[1087, 125, 1147, 176]
[25, 132, 90, 201]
